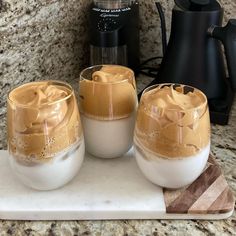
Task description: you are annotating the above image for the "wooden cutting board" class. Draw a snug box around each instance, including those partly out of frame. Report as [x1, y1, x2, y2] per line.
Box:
[164, 155, 234, 215]
[0, 150, 234, 220]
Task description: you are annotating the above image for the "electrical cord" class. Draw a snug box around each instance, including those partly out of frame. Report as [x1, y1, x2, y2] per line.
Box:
[156, 2, 167, 55]
[139, 56, 162, 77]
[138, 2, 167, 78]
[139, 65, 161, 77]
[139, 56, 163, 67]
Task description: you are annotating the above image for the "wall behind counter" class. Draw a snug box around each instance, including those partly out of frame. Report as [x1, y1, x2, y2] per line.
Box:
[0, 0, 236, 95]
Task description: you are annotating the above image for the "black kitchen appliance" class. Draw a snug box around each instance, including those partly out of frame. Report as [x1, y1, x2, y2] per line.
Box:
[141, 0, 236, 125]
[89, 0, 140, 73]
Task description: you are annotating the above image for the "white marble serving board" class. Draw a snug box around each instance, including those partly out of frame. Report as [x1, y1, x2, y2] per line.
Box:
[0, 150, 233, 220]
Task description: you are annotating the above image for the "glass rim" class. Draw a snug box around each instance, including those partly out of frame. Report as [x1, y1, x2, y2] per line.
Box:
[7, 80, 74, 108]
[79, 64, 135, 85]
[141, 83, 208, 112]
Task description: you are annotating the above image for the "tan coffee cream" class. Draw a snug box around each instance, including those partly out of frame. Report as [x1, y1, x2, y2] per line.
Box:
[8, 81, 82, 163]
[135, 85, 210, 158]
[79, 65, 137, 120]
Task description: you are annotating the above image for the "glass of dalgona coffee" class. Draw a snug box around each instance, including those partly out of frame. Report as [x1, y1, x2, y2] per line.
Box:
[7, 80, 85, 190]
[79, 65, 138, 158]
[134, 83, 211, 189]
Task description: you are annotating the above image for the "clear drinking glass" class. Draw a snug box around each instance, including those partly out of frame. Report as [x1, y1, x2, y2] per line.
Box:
[79, 65, 138, 158]
[7, 80, 85, 190]
[134, 84, 211, 189]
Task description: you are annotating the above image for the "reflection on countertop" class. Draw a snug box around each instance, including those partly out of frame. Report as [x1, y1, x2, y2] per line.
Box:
[0, 75, 235, 236]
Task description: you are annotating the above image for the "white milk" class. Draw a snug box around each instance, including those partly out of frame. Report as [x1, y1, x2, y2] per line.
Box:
[9, 140, 85, 190]
[134, 142, 210, 189]
[81, 113, 136, 158]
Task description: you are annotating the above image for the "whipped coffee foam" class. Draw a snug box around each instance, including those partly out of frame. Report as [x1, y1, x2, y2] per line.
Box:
[79, 65, 137, 120]
[8, 81, 82, 163]
[135, 84, 210, 158]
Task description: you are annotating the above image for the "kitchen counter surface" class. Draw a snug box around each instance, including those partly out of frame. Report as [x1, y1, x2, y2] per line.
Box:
[0, 75, 235, 236]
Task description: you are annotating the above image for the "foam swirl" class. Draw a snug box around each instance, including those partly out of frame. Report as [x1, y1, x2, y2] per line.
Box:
[79, 65, 137, 120]
[8, 81, 82, 162]
[134, 85, 210, 158]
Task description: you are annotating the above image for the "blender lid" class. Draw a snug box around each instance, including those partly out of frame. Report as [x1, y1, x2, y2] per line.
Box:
[174, 0, 221, 11]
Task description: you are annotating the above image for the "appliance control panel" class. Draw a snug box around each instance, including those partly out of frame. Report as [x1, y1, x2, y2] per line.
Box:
[91, 7, 131, 32]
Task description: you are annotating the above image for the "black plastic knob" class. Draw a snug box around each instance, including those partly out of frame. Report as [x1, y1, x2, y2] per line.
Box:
[209, 19, 236, 91]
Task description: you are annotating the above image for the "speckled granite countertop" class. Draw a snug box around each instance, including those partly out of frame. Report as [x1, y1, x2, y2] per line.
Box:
[0, 75, 235, 236]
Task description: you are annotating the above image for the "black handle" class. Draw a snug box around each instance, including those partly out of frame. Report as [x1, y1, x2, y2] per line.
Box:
[209, 19, 236, 91]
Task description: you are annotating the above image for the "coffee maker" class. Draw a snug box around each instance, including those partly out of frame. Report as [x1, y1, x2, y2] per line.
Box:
[147, 0, 236, 125]
[89, 0, 140, 73]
